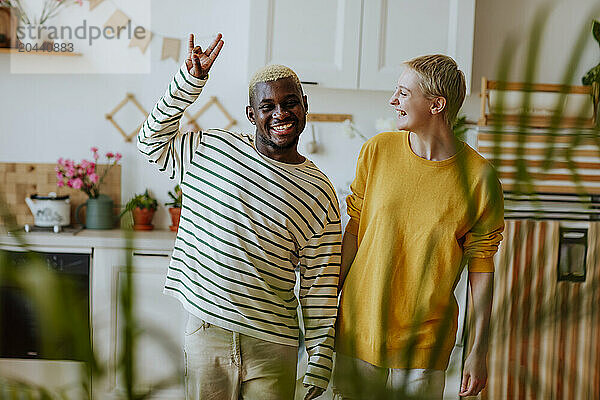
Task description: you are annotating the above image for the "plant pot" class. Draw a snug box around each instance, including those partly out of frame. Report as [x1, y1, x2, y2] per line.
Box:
[168, 207, 181, 232]
[75, 194, 116, 230]
[132, 207, 155, 231]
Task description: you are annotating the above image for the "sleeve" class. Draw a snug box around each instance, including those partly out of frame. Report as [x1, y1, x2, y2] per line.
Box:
[137, 63, 208, 183]
[464, 166, 505, 273]
[298, 206, 342, 389]
[345, 141, 373, 236]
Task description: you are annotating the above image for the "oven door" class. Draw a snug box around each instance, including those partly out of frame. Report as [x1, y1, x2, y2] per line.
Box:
[0, 247, 91, 396]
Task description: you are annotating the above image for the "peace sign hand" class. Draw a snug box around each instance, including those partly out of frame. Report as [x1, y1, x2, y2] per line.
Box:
[185, 33, 224, 80]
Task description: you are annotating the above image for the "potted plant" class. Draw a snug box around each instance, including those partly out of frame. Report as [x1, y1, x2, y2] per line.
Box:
[165, 184, 182, 232]
[121, 190, 158, 231]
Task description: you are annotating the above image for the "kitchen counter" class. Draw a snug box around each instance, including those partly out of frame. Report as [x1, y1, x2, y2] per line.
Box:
[0, 228, 177, 251]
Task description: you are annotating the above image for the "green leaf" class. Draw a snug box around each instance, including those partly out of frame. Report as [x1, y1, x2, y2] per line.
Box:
[593, 19, 600, 44]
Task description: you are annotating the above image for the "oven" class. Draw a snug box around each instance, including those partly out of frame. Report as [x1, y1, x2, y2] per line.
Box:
[0, 250, 91, 360]
[0, 247, 92, 395]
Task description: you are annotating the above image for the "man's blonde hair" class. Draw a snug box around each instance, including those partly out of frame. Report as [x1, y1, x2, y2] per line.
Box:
[248, 64, 303, 104]
[403, 55, 466, 127]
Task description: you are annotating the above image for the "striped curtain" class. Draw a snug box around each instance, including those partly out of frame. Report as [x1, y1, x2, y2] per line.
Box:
[466, 220, 600, 399]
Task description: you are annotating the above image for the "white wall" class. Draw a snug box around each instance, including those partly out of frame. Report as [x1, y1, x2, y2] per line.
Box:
[1, 0, 599, 229]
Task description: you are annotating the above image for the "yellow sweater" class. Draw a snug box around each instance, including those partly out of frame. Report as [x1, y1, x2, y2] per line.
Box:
[336, 131, 504, 370]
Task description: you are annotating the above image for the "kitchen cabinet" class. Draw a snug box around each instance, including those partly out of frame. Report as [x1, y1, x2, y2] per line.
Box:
[248, 0, 362, 89]
[248, 0, 475, 92]
[0, 230, 182, 399]
[93, 247, 185, 399]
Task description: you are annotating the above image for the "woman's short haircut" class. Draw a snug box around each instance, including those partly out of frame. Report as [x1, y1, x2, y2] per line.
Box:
[403, 55, 466, 127]
[248, 64, 303, 105]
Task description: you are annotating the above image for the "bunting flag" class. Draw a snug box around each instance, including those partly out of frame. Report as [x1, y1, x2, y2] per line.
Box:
[89, 0, 104, 11]
[129, 29, 152, 54]
[161, 37, 181, 62]
[94, 0, 212, 62]
[103, 9, 129, 32]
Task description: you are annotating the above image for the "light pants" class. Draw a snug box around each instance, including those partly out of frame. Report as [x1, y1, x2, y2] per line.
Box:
[184, 314, 297, 400]
[332, 353, 446, 400]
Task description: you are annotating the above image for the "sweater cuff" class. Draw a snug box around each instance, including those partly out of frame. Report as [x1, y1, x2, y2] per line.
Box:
[467, 257, 495, 273]
[345, 218, 359, 236]
[302, 373, 329, 391]
[179, 64, 208, 93]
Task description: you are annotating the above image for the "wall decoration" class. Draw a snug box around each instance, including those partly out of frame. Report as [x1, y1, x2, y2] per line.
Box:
[89, 0, 213, 63]
[105, 93, 148, 142]
[88, 0, 104, 11]
[161, 37, 181, 62]
[183, 96, 237, 132]
[128, 29, 152, 54]
[103, 9, 129, 32]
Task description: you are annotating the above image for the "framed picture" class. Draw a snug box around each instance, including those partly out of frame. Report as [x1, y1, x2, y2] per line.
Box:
[0, 7, 18, 48]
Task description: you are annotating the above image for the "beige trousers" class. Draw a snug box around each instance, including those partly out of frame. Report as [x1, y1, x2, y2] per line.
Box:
[332, 353, 445, 400]
[183, 314, 298, 400]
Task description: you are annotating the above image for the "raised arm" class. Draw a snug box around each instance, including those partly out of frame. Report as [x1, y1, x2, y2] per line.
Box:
[137, 33, 224, 181]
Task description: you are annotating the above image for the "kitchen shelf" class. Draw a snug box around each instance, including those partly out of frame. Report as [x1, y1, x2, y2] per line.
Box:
[0, 48, 82, 56]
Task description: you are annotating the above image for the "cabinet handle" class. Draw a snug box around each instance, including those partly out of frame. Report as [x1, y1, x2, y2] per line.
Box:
[132, 251, 170, 258]
[301, 81, 318, 86]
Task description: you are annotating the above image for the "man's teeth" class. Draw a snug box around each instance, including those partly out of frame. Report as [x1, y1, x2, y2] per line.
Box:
[272, 123, 293, 132]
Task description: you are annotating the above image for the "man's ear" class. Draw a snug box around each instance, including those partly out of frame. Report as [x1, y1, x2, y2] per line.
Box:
[246, 105, 256, 125]
[431, 97, 447, 115]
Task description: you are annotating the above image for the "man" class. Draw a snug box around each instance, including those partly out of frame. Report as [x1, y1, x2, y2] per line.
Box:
[137, 33, 341, 400]
[333, 55, 504, 399]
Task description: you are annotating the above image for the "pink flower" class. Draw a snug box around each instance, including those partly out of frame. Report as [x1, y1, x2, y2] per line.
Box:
[91, 147, 98, 153]
[93, 152, 99, 160]
[71, 178, 83, 189]
[106, 152, 114, 158]
[56, 172, 63, 180]
[115, 153, 122, 162]
[57, 157, 64, 166]
[66, 168, 75, 178]
[57, 180, 64, 187]
[89, 173, 99, 183]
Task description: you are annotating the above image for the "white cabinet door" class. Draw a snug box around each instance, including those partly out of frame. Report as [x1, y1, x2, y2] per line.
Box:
[114, 251, 186, 399]
[248, 0, 362, 89]
[359, 0, 475, 93]
[93, 248, 185, 399]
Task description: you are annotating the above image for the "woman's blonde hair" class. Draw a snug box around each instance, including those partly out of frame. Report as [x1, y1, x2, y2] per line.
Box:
[403, 55, 466, 127]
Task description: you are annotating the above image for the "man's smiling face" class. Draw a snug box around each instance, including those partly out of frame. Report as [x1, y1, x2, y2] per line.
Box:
[247, 77, 308, 161]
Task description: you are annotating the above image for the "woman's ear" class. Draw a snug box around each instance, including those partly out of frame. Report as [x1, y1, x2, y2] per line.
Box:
[430, 97, 447, 115]
[246, 105, 256, 125]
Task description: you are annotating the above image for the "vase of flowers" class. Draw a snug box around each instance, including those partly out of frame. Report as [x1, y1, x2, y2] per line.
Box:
[165, 184, 182, 232]
[56, 147, 122, 229]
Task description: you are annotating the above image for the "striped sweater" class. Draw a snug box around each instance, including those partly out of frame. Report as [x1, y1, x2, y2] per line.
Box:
[137, 64, 342, 389]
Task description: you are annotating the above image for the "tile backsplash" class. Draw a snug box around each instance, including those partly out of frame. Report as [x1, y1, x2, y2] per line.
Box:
[0, 163, 121, 227]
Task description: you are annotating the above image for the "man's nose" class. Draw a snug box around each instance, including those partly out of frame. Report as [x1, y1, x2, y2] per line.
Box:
[273, 105, 290, 119]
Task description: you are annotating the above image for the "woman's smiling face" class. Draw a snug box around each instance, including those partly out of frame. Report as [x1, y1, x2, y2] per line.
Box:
[389, 68, 434, 132]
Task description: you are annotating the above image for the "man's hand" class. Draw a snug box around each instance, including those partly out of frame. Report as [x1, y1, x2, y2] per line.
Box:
[304, 384, 325, 400]
[459, 350, 487, 397]
[185, 33, 224, 79]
